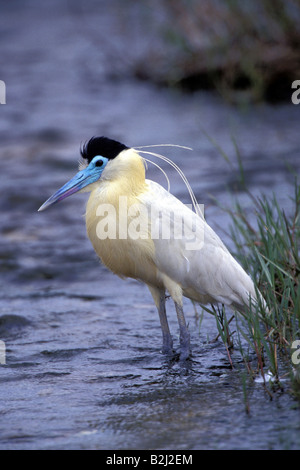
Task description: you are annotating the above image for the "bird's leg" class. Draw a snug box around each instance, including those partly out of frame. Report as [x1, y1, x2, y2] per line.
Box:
[175, 302, 191, 360]
[158, 291, 173, 355]
[147, 286, 173, 356]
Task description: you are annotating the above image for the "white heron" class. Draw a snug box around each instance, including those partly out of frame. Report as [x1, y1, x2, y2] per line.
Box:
[39, 136, 265, 360]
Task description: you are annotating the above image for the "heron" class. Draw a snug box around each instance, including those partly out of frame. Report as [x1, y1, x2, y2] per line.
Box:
[39, 136, 265, 360]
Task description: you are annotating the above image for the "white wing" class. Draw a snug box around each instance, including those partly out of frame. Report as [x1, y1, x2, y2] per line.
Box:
[140, 180, 256, 311]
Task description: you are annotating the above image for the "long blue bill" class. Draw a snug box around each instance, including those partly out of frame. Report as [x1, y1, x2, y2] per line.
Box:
[38, 168, 95, 212]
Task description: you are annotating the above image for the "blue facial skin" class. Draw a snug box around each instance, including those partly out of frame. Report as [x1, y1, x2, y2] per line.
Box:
[38, 156, 109, 212]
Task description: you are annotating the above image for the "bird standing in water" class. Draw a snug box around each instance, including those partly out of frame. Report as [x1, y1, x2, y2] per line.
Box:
[39, 136, 263, 360]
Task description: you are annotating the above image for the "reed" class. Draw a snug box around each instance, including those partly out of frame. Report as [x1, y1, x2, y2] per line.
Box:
[201, 145, 300, 403]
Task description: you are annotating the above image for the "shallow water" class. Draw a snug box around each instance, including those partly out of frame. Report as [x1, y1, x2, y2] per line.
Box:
[0, 0, 300, 450]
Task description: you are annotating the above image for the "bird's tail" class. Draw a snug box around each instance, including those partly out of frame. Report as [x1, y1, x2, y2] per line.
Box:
[234, 287, 269, 317]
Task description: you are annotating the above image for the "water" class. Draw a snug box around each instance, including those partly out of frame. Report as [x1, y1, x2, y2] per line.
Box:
[0, 0, 300, 450]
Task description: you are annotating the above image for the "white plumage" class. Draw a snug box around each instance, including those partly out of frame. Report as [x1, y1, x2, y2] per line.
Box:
[39, 137, 265, 360]
[142, 180, 257, 307]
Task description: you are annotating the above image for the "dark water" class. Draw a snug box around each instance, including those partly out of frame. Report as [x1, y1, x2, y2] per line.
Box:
[0, 0, 300, 450]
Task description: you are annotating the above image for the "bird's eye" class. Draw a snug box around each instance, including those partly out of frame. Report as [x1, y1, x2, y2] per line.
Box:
[95, 159, 104, 167]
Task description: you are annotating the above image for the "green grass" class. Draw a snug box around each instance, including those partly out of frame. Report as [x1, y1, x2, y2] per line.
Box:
[199, 149, 300, 406]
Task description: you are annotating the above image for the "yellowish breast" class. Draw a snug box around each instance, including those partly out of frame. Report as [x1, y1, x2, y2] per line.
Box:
[85, 151, 161, 288]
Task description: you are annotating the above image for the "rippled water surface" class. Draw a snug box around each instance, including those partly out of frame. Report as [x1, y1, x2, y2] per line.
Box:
[0, 0, 300, 450]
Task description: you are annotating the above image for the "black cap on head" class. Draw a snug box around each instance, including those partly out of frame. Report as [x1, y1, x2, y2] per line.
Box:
[80, 136, 128, 164]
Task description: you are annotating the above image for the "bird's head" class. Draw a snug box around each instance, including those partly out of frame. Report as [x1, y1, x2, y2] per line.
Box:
[38, 136, 129, 211]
